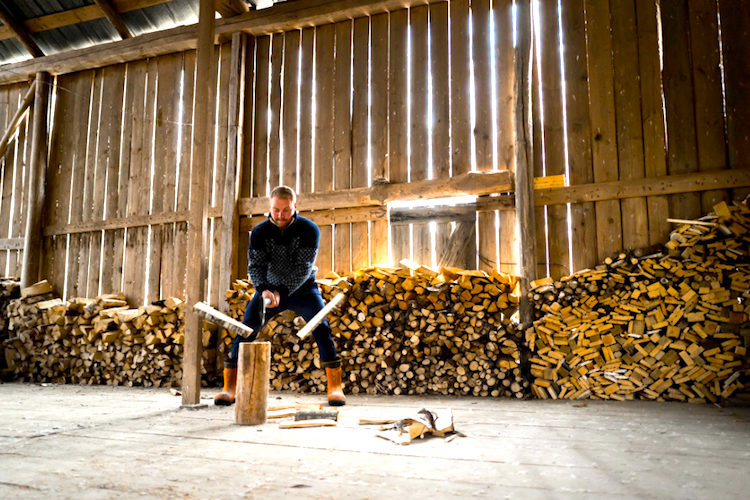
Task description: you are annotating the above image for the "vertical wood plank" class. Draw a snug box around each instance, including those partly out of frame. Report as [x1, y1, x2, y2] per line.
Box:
[494, 0, 518, 275]
[298, 27, 314, 195]
[689, 0, 730, 210]
[411, 6, 431, 267]
[100, 64, 126, 295]
[661, 0, 701, 220]
[268, 34, 284, 189]
[85, 71, 105, 296]
[370, 13, 389, 266]
[390, 9, 409, 265]
[252, 37, 271, 200]
[471, 0, 496, 271]
[173, 51, 197, 299]
[636, 0, 670, 246]
[561, 0, 596, 273]
[238, 37, 256, 284]
[0, 86, 16, 276]
[531, 3, 547, 277]
[315, 23, 335, 277]
[431, 3, 451, 268]
[151, 53, 182, 301]
[122, 60, 148, 305]
[210, 44, 231, 307]
[450, 0, 475, 269]
[584, 0, 622, 262]
[719, 0, 750, 201]
[45, 77, 72, 296]
[10, 96, 29, 277]
[333, 20, 352, 274]
[351, 16, 370, 271]
[67, 72, 94, 299]
[281, 30, 300, 190]
[611, 0, 648, 252]
[539, 0, 569, 278]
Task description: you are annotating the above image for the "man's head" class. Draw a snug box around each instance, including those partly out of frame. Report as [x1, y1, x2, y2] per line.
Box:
[269, 185, 297, 229]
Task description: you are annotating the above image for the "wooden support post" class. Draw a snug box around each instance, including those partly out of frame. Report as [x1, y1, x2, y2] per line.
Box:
[0, 80, 36, 159]
[0, 3, 43, 57]
[235, 342, 271, 425]
[182, 0, 216, 408]
[21, 73, 50, 289]
[514, 0, 537, 328]
[93, 0, 133, 39]
[219, 32, 246, 315]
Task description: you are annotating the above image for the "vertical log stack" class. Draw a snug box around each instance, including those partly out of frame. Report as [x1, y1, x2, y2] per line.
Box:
[526, 201, 750, 402]
[226, 262, 527, 398]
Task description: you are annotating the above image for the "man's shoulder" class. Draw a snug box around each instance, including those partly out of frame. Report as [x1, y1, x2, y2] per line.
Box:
[291, 215, 320, 233]
[250, 218, 274, 236]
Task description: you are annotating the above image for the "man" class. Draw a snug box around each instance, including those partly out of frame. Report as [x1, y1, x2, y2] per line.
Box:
[215, 185, 345, 406]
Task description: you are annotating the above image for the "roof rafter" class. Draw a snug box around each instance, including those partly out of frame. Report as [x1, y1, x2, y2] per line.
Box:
[215, 0, 250, 19]
[93, 0, 133, 39]
[0, 0, 171, 42]
[0, 2, 43, 57]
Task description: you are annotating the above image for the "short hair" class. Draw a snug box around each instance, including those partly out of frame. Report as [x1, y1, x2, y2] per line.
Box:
[270, 185, 296, 202]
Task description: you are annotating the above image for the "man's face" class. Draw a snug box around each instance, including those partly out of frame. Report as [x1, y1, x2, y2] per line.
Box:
[270, 196, 296, 229]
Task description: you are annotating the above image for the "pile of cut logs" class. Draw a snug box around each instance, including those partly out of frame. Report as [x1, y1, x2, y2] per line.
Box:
[2, 282, 217, 387]
[526, 200, 750, 402]
[226, 261, 527, 398]
[0, 278, 20, 374]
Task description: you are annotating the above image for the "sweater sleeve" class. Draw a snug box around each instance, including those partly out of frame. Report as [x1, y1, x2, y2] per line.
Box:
[247, 227, 271, 294]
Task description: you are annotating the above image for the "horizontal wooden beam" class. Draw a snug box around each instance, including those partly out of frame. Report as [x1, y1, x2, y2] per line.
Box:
[43, 210, 190, 237]
[0, 0, 171, 42]
[240, 171, 513, 215]
[0, 24, 199, 85]
[0, 238, 24, 250]
[216, 0, 448, 36]
[0, 0, 450, 85]
[240, 206, 386, 231]
[535, 168, 750, 206]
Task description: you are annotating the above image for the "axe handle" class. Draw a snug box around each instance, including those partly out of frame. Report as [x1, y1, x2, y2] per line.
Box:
[296, 292, 346, 339]
[193, 302, 254, 338]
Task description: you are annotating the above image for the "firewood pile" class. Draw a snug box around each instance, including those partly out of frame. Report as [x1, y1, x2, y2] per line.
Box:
[226, 261, 527, 398]
[2, 282, 217, 387]
[0, 278, 21, 374]
[526, 200, 750, 402]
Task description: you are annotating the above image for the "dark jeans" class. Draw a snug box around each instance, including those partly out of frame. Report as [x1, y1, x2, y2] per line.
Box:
[228, 282, 338, 367]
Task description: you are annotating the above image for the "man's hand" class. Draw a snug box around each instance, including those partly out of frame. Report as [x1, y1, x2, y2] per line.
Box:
[262, 289, 280, 308]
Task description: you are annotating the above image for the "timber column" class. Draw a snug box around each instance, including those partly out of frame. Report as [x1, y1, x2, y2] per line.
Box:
[21, 73, 51, 289]
[513, 0, 537, 328]
[182, 0, 216, 407]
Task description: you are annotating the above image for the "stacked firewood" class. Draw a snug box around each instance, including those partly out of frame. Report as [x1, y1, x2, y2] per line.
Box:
[526, 200, 749, 403]
[226, 261, 527, 398]
[2, 284, 218, 387]
[0, 278, 21, 374]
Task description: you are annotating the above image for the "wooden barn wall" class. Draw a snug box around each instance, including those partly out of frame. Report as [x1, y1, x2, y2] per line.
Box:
[2, 0, 747, 304]
[0, 82, 33, 279]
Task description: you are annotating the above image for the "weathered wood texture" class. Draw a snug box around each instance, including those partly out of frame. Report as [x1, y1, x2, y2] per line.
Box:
[5, 0, 748, 310]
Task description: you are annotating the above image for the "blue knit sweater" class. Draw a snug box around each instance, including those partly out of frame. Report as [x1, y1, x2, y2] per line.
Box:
[247, 213, 319, 300]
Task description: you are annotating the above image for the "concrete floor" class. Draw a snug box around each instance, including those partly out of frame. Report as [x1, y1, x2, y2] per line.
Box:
[0, 383, 749, 500]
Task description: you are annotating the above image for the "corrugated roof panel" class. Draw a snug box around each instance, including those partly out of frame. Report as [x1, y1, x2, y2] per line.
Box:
[0, 0, 203, 65]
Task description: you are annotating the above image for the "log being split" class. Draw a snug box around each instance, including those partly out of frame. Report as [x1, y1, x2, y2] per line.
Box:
[295, 292, 346, 339]
[236, 341, 271, 425]
[193, 301, 253, 338]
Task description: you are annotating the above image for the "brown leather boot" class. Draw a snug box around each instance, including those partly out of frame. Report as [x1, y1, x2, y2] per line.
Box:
[214, 368, 237, 406]
[326, 366, 346, 406]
